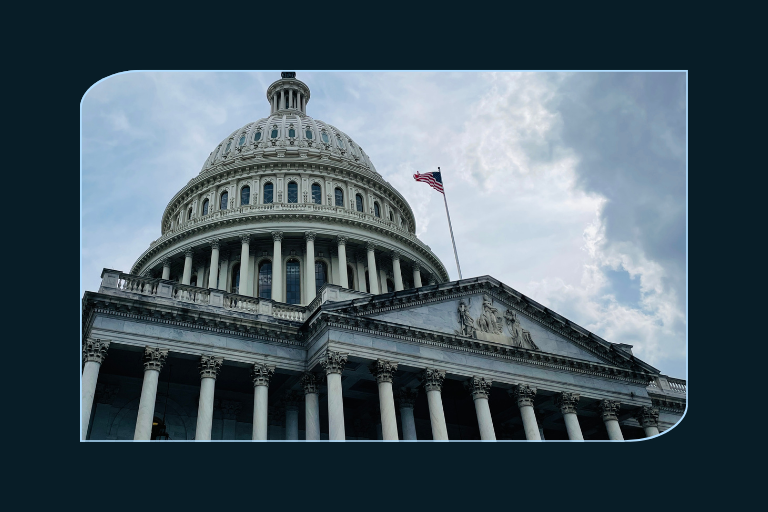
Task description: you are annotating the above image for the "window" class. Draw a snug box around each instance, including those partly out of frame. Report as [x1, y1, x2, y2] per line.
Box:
[220, 191, 228, 210]
[271, 128, 278, 138]
[202, 199, 209, 216]
[389, 211, 394, 222]
[187, 208, 192, 220]
[241, 186, 250, 205]
[347, 265, 355, 289]
[258, 261, 272, 299]
[287, 182, 298, 203]
[238, 135, 246, 147]
[286, 260, 300, 304]
[374, 202, 381, 218]
[312, 183, 321, 205]
[356, 194, 364, 212]
[321, 131, 329, 143]
[231, 264, 240, 294]
[225, 141, 232, 153]
[315, 261, 327, 293]
[254, 131, 262, 142]
[336, 136, 345, 149]
[305, 129, 312, 139]
[288, 128, 296, 138]
[335, 188, 344, 207]
[264, 183, 273, 204]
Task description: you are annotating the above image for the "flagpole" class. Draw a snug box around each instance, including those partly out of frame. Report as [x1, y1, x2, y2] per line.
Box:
[438, 167, 463, 280]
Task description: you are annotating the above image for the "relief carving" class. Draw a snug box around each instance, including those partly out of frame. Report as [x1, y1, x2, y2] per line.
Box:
[455, 299, 475, 338]
[505, 309, 539, 350]
[476, 295, 503, 335]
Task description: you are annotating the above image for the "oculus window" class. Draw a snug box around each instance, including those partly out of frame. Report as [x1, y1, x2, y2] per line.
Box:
[241, 186, 250, 206]
[263, 183, 274, 204]
[286, 260, 301, 305]
[312, 183, 322, 205]
[287, 182, 298, 203]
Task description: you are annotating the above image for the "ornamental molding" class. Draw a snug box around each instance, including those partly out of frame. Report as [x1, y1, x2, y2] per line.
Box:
[301, 372, 322, 394]
[397, 387, 418, 408]
[511, 383, 537, 407]
[555, 391, 580, 414]
[143, 346, 169, 372]
[320, 350, 348, 375]
[83, 338, 110, 365]
[634, 406, 660, 427]
[252, 362, 275, 387]
[199, 355, 223, 379]
[465, 376, 492, 401]
[598, 399, 621, 421]
[649, 395, 685, 414]
[368, 359, 398, 384]
[420, 368, 446, 392]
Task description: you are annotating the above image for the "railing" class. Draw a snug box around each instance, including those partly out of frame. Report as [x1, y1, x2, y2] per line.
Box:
[273, 303, 305, 322]
[174, 283, 210, 305]
[646, 375, 686, 395]
[667, 377, 687, 393]
[223, 293, 259, 313]
[118, 275, 158, 296]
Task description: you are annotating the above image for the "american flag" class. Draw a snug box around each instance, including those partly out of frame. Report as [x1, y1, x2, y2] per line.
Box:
[413, 171, 444, 194]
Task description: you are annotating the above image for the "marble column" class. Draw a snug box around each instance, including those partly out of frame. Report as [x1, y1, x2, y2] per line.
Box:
[182, 250, 193, 285]
[420, 368, 448, 441]
[161, 258, 171, 280]
[301, 372, 321, 441]
[366, 243, 380, 294]
[397, 388, 418, 441]
[320, 350, 348, 441]
[555, 392, 584, 441]
[599, 400, 624, 440]
[369, 359, 399, 441]
[82, 339, 109, 440]
[635, 406, 660, 438]
[467, 376, 496, 440]
[511, 384, 541, 441]
[412, 262, 423, 288]
[251, 363, 275, 440]
[195, 262, 206, 287]
[392, 251, 404, 291]
[218, 251, 229, 291]
[134, 347, 168, 440]
[305, 232, 316, 304]
[221, 400, 241, 440]
[356, 253, 367, 293]
[271, 232, 283, 301]
[378, 265, 388, 293]
[337, 236, 348, 288]
[284, 391, 302, 440]
[194, 355, 223, 440]
[239, 235, 251, 295]
[207, 239, 220, 289]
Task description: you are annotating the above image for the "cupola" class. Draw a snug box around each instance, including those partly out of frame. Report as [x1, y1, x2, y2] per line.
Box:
[267, 71, 311, 115]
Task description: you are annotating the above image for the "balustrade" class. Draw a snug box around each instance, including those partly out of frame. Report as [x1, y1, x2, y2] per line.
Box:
[224, 293, 260, 313]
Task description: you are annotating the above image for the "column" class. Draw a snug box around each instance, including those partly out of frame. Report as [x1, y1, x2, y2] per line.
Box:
[195, 262, 206, 287]
[221, 400, 241, 440]
[356, 253, 367, 292]
[251, 363, 275, 440]
[218, 251, 229, 291]
[244, 248, 255, 296]
[467, 376, 496, 440]
[194, 355, 223, 440]
[82, 339, 109, 440]
[599, 399, 624, 440]
[207, 239, 220, 289]
[366, 242, 380, 294]
[239, 235, 251, 296]
[280, 89, 285, 110]
[161, 258, 171, 280]
[634, 406, 660, 438]
[320, 350, 348, 441]
[511, 384, 541, 440]
[134, 347, 169, 440]
[271, 232, 283, 301]
[301, 372, 321, 441]
[397, 388, 418, 441]
[555, 392, 584, 441]
[305, 231, 316, 304]
[420, 368, 448, 441]
[369, 359, 399, 441]
[284, 391, 302, 440]
[181, 250, 193, 285]
[337, 236, 349, 288]
[392, 251, 404, 291]
[412, 262, 423, 288]
[428, 276, 436, 285]
[378, 265, 388, 293]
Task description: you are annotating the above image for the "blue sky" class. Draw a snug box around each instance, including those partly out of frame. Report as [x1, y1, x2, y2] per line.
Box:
[81, 71, 686, 378]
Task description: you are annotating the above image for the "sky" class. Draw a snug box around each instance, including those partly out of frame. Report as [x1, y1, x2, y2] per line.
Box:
[81, 71, 687, 378]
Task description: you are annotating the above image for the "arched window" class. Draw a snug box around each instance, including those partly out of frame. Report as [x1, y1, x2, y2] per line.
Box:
[336, 136, 345, 149]
[389, 211, 394, 222]
[335, 188, 344, 207]
[187, 208, 192, 220]
[220, 191, 228, 210]
[224, 141, 232, 154]
[347, 265, 355, 289]
[286, 260, 300, 305]
[241, 186, 250, 206]
[315, 261, 327, 293]
[374, 202, 381, 218]
[238, 134, 246, 147]
[263, 183, 274, 204]
[386, 279, 394, 293]
[305, 129, 313, 139]
[258, 260, 272, 299]
[311, 183, 322, 205]
[356, 194, 364, 212]
[321, 131, 329, 143]
[287, 182, 298, 203]
[254, 131, 262, 142]
[202, 199, 209, 216]
[231, 263, 240, 294]
[364, 270, 370, 293]
[288, 127, 296, 138]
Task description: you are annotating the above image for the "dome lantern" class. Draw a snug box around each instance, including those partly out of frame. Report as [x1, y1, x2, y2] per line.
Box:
[267, 71, 310, 115]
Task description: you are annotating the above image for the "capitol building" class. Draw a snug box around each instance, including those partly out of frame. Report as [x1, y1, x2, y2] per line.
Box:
[81, 73, 686, 441]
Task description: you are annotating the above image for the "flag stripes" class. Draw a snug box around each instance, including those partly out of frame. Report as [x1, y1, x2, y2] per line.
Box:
[413, 171, 444, 194]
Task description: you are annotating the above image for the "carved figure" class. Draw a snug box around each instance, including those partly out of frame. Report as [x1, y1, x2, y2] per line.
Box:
[456, 299, 475, 337]
[504, 309, 539, 349]
[476, 295, 502, 335]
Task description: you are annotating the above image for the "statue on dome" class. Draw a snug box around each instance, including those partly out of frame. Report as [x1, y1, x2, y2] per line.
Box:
[476, 295, 503, 335]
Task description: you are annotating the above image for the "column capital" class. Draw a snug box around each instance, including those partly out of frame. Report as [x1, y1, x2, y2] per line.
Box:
[465, 376, 492, 401]
[304, 231, 317, 242]
[510, 383, 537, 407]
[555, 392, 580, 414]
[634, 406, 659, 428]
[251, 363, 275, 387]
[598, 399, 621, 421]
[210, 238, 221, 250]
[199, 355, 223, 379]
[368, 359, 398, 384]
[412, 261, 421, 272]
[284, 390, 303, 411]
[366, 241, 376, 252]
[301, 372, 322, 394]
[391, 250, 401, 260]
[220, 399, 241, 420]
[162, 258, 171, 269]
[272, 231, 284, 242]
[397, 387, 419, 408]
[428, 276, 436, 285]
[320, 350, 348, 375]
[420, 368, 446, 392]
[240, 234, 251, 244]
[336, 235, 348, 245]
[83, 338, 110, 365]
[184, 249, 194, 258]
[143, 346, 169, 372]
